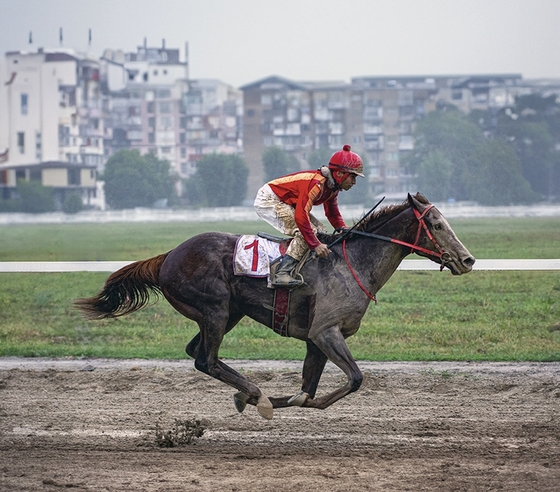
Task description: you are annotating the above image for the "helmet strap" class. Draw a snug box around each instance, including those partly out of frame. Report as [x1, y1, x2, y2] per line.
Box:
[334, 171, 349, 188]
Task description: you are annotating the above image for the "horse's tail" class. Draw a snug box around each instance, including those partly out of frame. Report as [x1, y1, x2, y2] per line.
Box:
[74, 253, 169, 320]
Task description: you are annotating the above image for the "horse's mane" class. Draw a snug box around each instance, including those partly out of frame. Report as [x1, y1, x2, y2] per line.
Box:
[356, 193, 430, 232]
[317, 193, 429, 243]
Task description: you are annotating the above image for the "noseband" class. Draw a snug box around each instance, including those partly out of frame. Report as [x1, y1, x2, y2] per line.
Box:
[341, 204, 450, 303]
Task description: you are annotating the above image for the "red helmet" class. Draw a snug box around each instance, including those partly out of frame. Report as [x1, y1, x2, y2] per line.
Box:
[328, 145, 364, 184]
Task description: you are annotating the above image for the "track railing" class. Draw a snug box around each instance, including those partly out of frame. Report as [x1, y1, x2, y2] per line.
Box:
[1, 259, 559, 272]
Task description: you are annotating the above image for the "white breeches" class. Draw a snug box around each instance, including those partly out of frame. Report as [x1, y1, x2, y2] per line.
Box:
[254, 184, 325, 260]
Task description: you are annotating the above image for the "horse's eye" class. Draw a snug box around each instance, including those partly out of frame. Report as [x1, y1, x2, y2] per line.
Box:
[433, 223, 443, 231]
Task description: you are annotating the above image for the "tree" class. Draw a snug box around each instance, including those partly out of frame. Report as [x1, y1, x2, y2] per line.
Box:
[62, 192, 84, 214]
[307, 148, 333, 169]
[16, 180, 56, 213]
[411, 108, 538, 204]
[465, 139, 538, 205]
[470, 94, 560, 200]
[184, 153, 249, 206]
[416, 149, 453, 202]
[102, 150, 176, 209]
[412, 108, 484, 201]
[262, 147, 292, 181]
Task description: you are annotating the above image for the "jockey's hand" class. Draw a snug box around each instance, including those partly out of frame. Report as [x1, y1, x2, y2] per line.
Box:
[314, 243, 331, 258]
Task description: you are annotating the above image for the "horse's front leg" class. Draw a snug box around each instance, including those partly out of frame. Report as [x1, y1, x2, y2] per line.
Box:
[301, 325, 363, 410]
[268, 340, 328, 409]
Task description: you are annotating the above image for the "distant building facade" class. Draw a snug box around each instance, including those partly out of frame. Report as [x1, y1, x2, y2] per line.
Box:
[183, 79, 243, 176]
[2, 41, 558, 208]
[240, 74, 540, 200]
[100, 42, 242, 180]
[0, 48, 102, 207]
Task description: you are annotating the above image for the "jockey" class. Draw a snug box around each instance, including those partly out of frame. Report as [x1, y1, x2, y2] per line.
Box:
[254, 144, 364, 287]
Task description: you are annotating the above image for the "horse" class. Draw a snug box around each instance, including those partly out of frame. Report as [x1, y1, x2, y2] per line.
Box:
[75, 193, 475, 419]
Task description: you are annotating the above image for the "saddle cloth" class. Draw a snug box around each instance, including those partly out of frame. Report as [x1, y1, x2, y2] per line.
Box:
[233, 234, 289, 278]
[233, 234, 316, 337]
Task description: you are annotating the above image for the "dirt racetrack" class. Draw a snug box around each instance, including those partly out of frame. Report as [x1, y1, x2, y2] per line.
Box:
[1, 358, 559, 491]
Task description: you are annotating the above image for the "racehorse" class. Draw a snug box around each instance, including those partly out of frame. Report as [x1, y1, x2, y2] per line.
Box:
[75, 193, 475, 419]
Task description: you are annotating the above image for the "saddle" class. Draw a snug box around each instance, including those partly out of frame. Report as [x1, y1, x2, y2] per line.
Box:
[233, 232, 314, 337]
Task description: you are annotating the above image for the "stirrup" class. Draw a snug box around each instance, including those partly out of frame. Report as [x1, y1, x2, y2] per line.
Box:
[271, 272, 304, 288]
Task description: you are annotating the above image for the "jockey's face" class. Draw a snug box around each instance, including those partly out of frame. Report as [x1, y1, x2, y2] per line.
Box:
[340, 173, 357, 191]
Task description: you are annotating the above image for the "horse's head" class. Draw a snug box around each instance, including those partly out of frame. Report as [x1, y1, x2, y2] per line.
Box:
[408, 193, 475, 275]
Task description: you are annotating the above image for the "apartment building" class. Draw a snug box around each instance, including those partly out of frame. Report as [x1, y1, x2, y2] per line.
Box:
[0, 48, 101, 206]
[182, 79, 243, 176]
[241, 74, 529, 199]
[100, 42, 189, 176]
[101, 43, 243, 180]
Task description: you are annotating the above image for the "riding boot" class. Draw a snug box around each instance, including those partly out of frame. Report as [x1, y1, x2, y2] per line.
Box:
[272, 254, 303, 288]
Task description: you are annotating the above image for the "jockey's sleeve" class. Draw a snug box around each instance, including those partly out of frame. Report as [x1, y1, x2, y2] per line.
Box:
[323, 194, 346, 230]
[294, 183, 322, 249]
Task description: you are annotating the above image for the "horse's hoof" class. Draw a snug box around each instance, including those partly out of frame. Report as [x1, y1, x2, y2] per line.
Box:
[257, 395, 274, 420]
[233, 391, 249, 413]
[288, 391, 309, 407]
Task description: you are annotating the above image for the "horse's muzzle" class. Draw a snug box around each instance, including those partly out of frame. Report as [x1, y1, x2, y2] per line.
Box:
[448, 254, 476, 275]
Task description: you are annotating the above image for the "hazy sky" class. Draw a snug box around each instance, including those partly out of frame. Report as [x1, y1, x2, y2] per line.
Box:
[1, 0, 559, 88]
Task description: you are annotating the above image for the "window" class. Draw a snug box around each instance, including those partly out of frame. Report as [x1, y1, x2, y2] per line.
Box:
[17, 132, 25, 153]
[148, 117, 155, 128]
[160, 116, 172, 128]
[30, 169, 41, 181]
[179, 133, 186, 144]
[68, 168, 81, 185]
[21, 93, 28, 115]
[159, 102, 172, 114]
[180, 147, 186, 158]
[148, 133, 155, 144]
[35, 132, 42, 160]
[147, 102, 155, 113]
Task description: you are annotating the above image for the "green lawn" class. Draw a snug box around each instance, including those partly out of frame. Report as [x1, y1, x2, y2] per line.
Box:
[1, 217, 559, 361]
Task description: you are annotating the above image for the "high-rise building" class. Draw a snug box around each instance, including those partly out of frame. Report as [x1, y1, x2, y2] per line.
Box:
[0, 48, 101, 207]
[100, 42, 243, 181]
[241, 74, 527, 200]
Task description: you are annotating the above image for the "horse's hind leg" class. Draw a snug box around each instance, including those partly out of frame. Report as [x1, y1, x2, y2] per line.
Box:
[185, 309, 242, 359]
[194, 312, 274, 419]
[166, 296, 273, 419]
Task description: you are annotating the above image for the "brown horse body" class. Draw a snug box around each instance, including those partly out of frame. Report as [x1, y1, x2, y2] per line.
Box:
[76, 193, 475, 419]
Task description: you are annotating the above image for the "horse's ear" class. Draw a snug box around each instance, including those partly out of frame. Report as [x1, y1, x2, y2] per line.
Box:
[408, 192, 430, 212]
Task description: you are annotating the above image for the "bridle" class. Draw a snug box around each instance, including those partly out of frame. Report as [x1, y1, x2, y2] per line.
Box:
[340, 204, 451, 303]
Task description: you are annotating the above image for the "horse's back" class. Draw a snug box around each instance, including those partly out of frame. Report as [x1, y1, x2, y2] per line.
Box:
[161, 231, 238, 279]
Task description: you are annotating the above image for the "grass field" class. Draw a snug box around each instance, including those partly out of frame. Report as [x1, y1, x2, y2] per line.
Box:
[1, 217, 559, 361]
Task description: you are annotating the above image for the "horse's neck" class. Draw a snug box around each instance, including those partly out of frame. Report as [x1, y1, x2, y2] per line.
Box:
[373, 206, 418, 245]
[351, 207, 418, 288]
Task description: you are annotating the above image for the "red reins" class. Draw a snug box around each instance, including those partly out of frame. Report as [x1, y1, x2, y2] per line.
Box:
[341, 204, 448, 303]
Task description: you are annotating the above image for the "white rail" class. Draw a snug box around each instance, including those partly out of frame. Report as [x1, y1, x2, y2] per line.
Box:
[1, 259, 559, 273]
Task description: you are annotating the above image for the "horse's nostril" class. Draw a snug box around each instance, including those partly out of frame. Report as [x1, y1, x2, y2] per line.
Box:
[462, 257, 476, 267]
